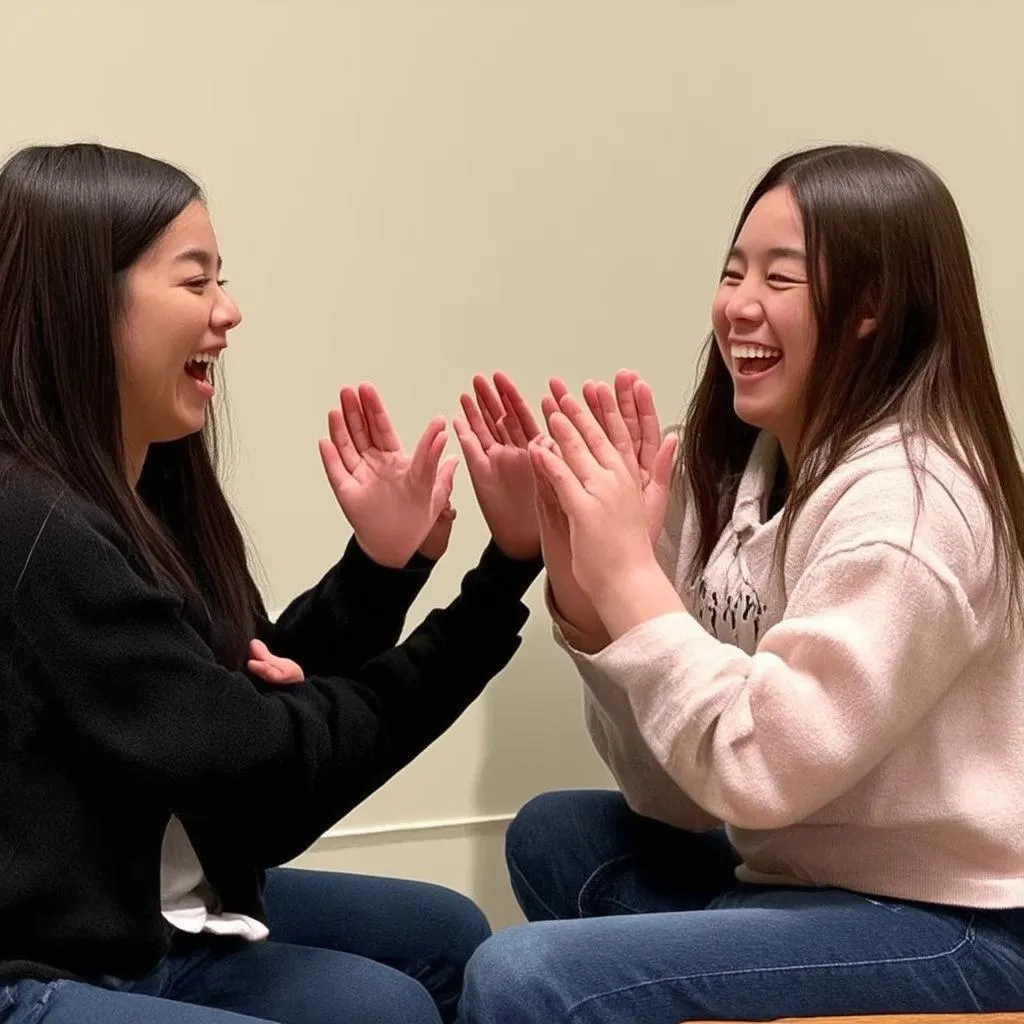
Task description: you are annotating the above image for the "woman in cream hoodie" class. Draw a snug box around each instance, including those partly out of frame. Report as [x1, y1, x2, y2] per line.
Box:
[458, 145, 1024, 1022]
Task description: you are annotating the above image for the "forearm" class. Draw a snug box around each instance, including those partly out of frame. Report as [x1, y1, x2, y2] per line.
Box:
[214, 543, 543, 864]
[263, 538, 435, 676]
[590, 556, 685, 641]
[544, 560, 609, 653]
[584, 688, 722, 831]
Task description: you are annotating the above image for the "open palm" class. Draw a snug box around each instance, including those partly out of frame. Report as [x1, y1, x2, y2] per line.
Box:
[453, 372, 542, 560]
[547, 371, 673, 543]
[319, 384, 457, 568]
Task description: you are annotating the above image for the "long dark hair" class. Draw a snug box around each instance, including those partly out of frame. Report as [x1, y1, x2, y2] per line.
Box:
[681, 144, 1024, 613]
[0, 143, 260, 665]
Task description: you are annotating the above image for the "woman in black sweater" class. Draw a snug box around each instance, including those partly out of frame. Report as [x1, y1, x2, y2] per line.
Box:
[0, 143, 542, 1024]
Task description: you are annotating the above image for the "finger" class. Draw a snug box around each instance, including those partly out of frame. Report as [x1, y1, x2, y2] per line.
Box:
[615, 369, 643, 455]
[325, 408, 361, 474]
[595, 381, 640, 483]
[529, 444, 564, 519]
[249, 660, 302, 685]
[319, 437, 356, 495]
[473, 374, 505, 441]
[357, 383, 402, 452]
[410, 417, 449, 486]
[340, 387, 373, 453]
[529, 440, 583, 511]
[247, 657, 287, 682]
[495, 417, 515, 446]
[279, 660, 305, 683]
[540, 394, 559, 426]
[548, 377, 570, 403]
[634, 380, 664, 474]
[555, 395, 622, 473]
[453, 415, 491, 474]
[538, 434, 562, 457]
[247, 659, 280, 682]
[546, 408, 603, 482]
[430, 456, 459, 517]
[459, 393, 497, 450]
[651, 433, 679, 489]
[581, 380, 608, 436]
[494, 371, 542, 441]
[248, 638, 270, 660]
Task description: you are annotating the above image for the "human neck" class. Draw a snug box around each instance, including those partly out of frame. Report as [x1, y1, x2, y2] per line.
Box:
[123, 432, 149, 490]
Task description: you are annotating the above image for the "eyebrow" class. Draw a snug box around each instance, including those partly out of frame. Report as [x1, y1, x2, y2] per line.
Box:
[174, 247, 223, 272]
[728, 245, 806, 262]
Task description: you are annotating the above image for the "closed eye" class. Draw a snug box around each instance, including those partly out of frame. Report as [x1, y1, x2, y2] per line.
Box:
[185, 277, 229, 292]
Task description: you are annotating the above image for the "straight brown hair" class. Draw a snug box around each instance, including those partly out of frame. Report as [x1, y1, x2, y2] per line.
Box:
[0, 143, 261, 665]
[681, 144, 1024, 614]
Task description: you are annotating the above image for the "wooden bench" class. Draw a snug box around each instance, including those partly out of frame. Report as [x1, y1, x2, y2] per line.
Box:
[690, 1015, 1024, 1023]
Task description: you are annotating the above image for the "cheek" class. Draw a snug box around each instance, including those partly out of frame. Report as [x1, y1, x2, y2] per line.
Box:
[770, 298, 816, 367]
[788, 313, 817, 373]
[710, 290, 730, 341]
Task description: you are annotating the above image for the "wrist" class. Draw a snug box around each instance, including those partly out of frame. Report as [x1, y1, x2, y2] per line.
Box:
[546, 569, 608, 641]
[546, 581, 609, 653]
[354, 534, 409, 570]
[492, 534, 542, 562]
[416, 539, 447, 563]
[588, 556, 683, 641]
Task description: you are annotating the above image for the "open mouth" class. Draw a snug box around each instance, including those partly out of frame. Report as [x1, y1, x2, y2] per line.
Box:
[731, 343, 782, 376]
[184, 352, 219, 383]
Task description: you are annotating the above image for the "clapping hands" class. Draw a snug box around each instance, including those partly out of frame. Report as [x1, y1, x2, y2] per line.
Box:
[314, 371, 678, 639]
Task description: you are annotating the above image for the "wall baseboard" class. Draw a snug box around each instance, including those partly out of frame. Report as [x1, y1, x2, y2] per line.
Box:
[315, 812, 515, 848]
[292, 815, 525, 927]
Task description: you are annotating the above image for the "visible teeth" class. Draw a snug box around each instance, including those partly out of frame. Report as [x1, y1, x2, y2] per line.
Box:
[189, 351, 220, 365]
[731, 344, 781, 360]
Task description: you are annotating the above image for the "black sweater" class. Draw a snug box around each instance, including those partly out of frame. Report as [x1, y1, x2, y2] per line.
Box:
[0, 464, 541, 983]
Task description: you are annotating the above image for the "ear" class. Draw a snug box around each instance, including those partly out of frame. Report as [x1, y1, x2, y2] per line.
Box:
[856, 316, 877, 339]
[855, 297, 878, 340]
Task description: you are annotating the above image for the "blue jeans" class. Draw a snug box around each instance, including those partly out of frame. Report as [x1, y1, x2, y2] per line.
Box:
[0, 867, 490, 1023]
[458, 789, 1024, 1023]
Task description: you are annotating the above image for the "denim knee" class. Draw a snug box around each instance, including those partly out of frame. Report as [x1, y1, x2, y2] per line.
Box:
[460, 924, 569, 1024]
[430, 884, 492, 968]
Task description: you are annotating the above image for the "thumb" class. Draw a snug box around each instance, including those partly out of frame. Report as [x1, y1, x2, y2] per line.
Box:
[430, 456, 459, 517]
[410, 417, 448, 486]
[248, 638, 271, 661]
[531, 453, 562, 521]
[529, 442, 577, 512]
[651, 434, 679, 490]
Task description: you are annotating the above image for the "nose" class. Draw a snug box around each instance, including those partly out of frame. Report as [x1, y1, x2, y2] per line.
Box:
[212, 287, 242, 332]
[724, 276, 764, 329]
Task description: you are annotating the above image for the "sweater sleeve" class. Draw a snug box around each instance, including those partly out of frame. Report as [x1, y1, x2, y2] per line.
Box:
[257, 539, 435, 676]
[13, 505, 541, 865]
[566, 478, 985, 831]
[550, 590, 722, 831]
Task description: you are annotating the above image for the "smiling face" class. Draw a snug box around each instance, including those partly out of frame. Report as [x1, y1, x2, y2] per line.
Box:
[117, 200, 241, 481]
[711, 185, 816, 463]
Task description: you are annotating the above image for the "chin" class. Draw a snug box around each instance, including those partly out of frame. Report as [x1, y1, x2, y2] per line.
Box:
[153, 415, 207, 445]
[732, 397, 772, 432]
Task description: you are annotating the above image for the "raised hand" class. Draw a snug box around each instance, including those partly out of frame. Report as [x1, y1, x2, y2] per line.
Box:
[532, 433, 611, 648]
[453, 372, 542, 560]
[531, 388, 679, 629]
[318, 384, 458, 569]
[546, 370, 674, 543]
[247, 639, 304, 685]
[418, 501, 457, 561]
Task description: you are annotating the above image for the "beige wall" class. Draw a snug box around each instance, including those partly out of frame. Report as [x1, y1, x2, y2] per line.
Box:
[2, 0, 1021, 929]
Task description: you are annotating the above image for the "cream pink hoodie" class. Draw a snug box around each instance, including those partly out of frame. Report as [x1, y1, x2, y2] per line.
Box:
[553, 426, 1024, 907]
